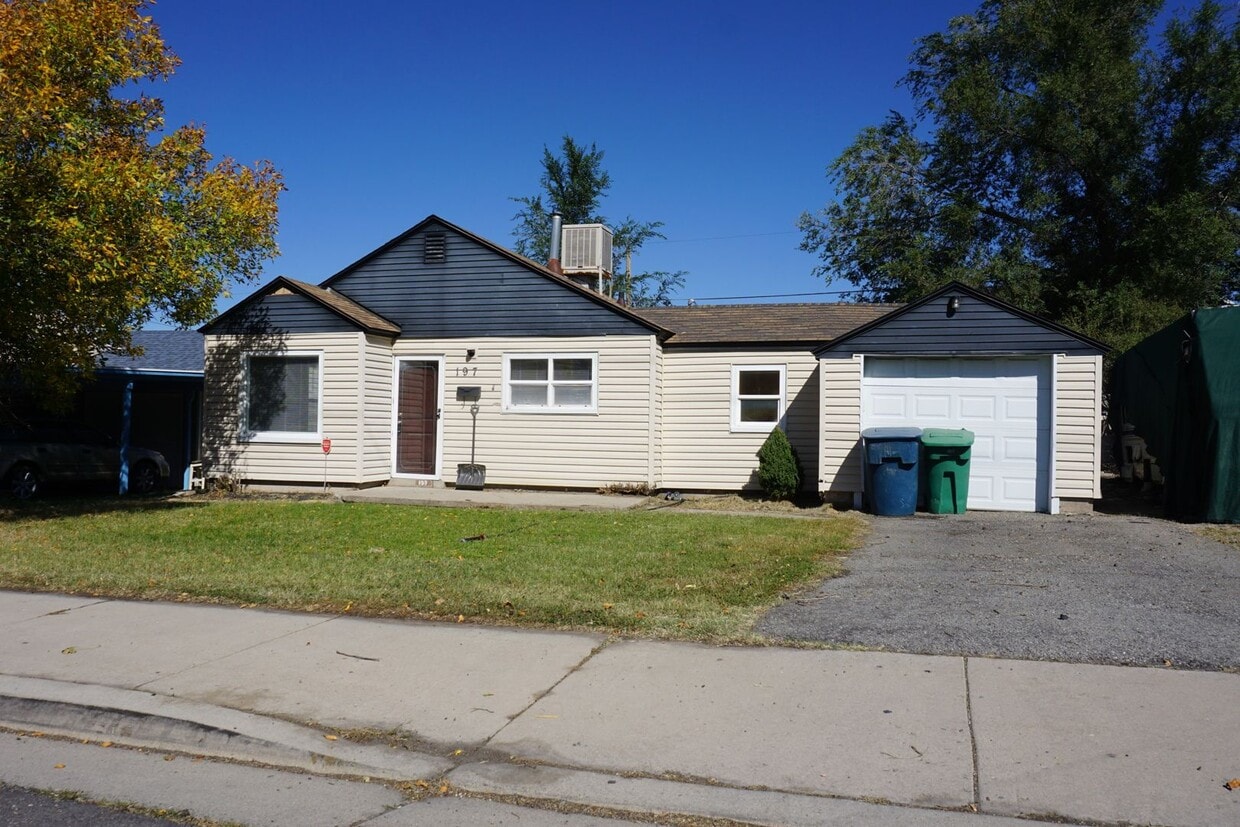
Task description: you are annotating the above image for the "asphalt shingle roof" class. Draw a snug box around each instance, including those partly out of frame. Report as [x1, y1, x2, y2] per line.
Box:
[98, 330, 205, 374]
[282, 278, 402, 336]
[633, 303, 898, 345]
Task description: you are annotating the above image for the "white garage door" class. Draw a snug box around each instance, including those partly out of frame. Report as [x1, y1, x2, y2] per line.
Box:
[861, 357, 1051, 512]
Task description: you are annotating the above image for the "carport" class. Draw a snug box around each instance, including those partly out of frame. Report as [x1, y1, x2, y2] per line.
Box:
[817, 282, 1107, 513]
[80, 330, 204, 491]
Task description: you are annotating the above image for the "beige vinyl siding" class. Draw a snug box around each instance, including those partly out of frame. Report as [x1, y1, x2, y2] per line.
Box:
[818, 354, 864, 495]
[203, 332, 365, 484]
[394, 335, 656, 488]
[361, 335, 394, 482]
[1054, 354, 1102, 500]
[660, 348, 819, 491]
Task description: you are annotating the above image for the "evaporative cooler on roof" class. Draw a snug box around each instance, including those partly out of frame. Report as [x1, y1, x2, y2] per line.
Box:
[560, 224, 613, 293]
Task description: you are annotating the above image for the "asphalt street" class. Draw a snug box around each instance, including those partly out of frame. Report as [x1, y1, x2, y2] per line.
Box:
[0, 783, 178, 826]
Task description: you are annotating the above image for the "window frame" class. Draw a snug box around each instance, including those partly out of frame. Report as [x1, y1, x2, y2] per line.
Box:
[502, 353, 599, 414]
[730, 364, 787, 433]
[242, 351, 324, 443]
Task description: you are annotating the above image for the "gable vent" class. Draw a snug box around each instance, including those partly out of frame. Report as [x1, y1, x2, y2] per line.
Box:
[423, 232, 446, 263]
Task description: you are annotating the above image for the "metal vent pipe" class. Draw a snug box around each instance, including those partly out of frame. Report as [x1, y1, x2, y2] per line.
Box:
[548, 212, 563, 274]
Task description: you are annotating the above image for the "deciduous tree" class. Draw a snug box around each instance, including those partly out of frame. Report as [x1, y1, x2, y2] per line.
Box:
[0, 0, 283, 409]
[511, 135, 684, 307]
[799, 0, 1239, 353]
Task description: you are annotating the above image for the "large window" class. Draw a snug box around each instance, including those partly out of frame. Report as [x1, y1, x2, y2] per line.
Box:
[246, 353, 321, 440]
[503, 354, 597, 413]
[731, 365, 786, 432]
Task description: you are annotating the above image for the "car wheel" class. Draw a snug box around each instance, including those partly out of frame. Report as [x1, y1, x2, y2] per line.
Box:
[8, 463, 40, 500]
[130, 461, 159, 496]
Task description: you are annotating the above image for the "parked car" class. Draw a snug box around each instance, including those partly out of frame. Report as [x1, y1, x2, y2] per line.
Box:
[0, 421, 171, 499]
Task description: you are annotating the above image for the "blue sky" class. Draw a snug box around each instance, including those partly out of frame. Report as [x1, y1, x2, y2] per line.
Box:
[147, 0, 981, 315]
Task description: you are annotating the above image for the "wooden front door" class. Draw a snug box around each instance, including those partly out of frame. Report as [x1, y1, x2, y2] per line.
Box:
[396, 360, 439, 475]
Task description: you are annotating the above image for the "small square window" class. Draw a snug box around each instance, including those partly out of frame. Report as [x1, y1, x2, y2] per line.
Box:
[731, 365, 785, 432]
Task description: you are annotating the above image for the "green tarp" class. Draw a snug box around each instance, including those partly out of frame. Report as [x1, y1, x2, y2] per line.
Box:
[1112, 307, 1240, 523]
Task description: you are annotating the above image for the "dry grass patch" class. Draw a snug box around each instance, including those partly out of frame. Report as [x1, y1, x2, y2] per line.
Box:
[666, 493, 846, 516]
[1197, 524, 1240, 549]
[0, 497, 865, 642]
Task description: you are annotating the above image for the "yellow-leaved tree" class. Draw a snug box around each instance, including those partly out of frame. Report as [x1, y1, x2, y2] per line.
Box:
[0, 0, 283, 409]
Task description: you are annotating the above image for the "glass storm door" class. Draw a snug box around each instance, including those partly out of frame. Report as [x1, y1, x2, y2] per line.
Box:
[396, 360, 439, 475]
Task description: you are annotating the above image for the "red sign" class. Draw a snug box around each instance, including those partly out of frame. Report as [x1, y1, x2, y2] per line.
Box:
[321, 438, 331, 454]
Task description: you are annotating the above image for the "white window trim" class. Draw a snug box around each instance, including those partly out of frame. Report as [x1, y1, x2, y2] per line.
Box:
[731, 364, 786, 433]
[242, 350, 324, 443]
[502, 353, 598, 414]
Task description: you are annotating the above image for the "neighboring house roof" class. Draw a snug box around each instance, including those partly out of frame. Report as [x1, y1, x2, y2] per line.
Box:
[201, 276, 402, 337]
[98, 330, 205, 375]
[634, 303, 898, 346]
[319, 215, 671, 339]
[815, 280, 1110, 356]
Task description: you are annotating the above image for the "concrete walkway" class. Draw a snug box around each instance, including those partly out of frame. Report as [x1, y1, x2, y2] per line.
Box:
[0, 591, 1237, 826]
[337, 482, 645, 511]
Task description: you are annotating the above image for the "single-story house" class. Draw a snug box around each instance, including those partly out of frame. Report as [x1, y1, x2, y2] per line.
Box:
[201, 215, 1106, 513]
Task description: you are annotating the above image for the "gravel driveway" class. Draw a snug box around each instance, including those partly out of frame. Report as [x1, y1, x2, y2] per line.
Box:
[756, 511, 1240, 670]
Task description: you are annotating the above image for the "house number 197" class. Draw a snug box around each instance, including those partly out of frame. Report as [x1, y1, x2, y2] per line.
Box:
[455, 366, 477, 376]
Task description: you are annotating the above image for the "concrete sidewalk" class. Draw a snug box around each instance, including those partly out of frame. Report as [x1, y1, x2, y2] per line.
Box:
[0, 591, 1236, 826]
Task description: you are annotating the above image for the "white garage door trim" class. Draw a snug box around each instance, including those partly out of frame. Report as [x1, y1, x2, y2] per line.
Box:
[860, 356, 1054, 512]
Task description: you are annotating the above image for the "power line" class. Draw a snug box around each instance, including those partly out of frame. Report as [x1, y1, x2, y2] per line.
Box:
[650, 230, 800, 244]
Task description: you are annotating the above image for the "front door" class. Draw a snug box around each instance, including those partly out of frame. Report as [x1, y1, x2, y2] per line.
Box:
[396, 360, 440, 476]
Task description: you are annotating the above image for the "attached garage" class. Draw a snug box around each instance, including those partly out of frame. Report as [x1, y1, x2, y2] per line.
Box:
[862, 356, 1051, 511]
[817, 282, 1107, 514]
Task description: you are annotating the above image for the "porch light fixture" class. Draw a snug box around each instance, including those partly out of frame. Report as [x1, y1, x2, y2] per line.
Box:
[947, 296, 960, 316]
[466, 349, 476, 361]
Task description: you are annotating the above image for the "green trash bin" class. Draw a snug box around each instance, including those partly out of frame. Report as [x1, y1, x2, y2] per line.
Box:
[921, 428, 974, 514]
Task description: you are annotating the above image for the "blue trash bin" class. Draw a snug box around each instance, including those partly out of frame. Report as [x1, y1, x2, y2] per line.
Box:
[862, 427, 923, 516]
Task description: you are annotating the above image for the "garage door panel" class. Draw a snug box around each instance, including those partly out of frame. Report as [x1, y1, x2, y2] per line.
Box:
[1004, 396, 1039, 421]
[868, 394, 908, 418]
[1003, 435, 1040, 462]
[861, 356, 1051, 512]
[970, 434, 996, 461]
[969, 475, 995, 502]
[914, 394, 951, 419]
[1000, 477, 1038, 511]
[958, 395, 996, 421]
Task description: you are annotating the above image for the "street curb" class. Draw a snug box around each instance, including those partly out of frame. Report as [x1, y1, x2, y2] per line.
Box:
[0, 674, 449, 782]
[448, 761, 1046, 827]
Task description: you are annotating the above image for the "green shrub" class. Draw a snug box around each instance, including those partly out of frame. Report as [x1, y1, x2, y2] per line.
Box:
[757, 428, 801, 500]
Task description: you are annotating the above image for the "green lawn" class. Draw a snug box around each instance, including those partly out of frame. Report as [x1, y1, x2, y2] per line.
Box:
[0, 497, 864, 642]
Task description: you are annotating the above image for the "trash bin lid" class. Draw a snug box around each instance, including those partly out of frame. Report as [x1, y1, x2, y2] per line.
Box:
[861, 427, 923, 440]
[921, 428, 974, 447]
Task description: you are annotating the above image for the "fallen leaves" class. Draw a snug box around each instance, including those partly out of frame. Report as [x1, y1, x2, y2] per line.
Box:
[1225, 778, 1240, 791]
[61, 646, 77, 655]
[324, 734, 339, 741]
